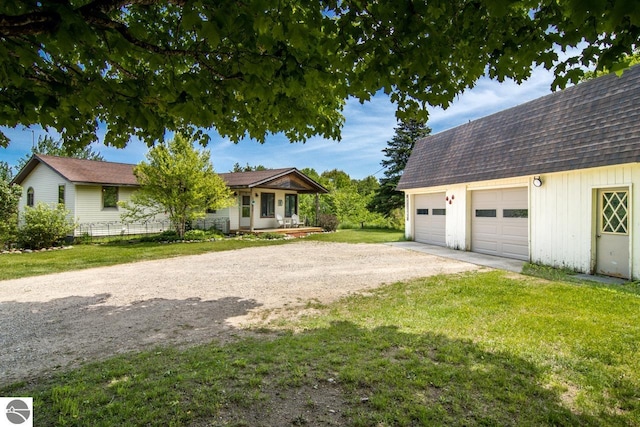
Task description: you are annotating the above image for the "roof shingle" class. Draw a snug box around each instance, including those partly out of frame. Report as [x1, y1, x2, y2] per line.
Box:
[397, 65, 640, 190]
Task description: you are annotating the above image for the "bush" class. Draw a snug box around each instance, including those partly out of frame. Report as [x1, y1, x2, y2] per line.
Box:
[257, 232, 286, 240]
[184, 229, 207, 240]
[18, 203, 75, 249]
[139, 230, 180, 242]
[318, 214, 339, 232]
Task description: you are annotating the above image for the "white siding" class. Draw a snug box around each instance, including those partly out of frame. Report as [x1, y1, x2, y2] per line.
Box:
[530, 163, 640, 279]
[16, 163, 74, 224]
[75, 185, 137, 224]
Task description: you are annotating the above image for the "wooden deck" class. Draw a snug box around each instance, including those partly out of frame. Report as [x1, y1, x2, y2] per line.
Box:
[230, 226, 324, 238]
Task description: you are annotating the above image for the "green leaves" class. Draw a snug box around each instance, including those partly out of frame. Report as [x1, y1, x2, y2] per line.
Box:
[0, 0, 638, 149]
[121, 135, 234, 238]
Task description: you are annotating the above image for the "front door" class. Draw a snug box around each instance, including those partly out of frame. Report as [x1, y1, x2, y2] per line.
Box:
[240, 194, 251, 228]
[596, 188, 630, 279]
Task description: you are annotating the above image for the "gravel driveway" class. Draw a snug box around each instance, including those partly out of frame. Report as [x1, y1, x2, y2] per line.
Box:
[0, 241, 478, 386]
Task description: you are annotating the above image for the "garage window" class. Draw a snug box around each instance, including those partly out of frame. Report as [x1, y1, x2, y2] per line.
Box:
[432, 209, 446, 216]
[503, 209, 528, 218]
[416, 209, 429, 215]
[476, 209, 496, 218]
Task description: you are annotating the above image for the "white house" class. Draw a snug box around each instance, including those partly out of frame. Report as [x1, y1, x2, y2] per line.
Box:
[11, 155, 327, 236]
[397, 65, 640, 280]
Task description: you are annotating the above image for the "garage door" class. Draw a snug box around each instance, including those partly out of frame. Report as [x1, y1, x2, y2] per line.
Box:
[471, 188, 529, 260]
[414, 193, 446, 246]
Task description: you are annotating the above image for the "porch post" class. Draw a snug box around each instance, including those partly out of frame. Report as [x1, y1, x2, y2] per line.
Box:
[315, 193, 319, 226]
[250, 196, 255, 232]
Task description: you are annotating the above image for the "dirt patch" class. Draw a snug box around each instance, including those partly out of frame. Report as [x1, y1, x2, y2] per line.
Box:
[0, 241, 478, 387]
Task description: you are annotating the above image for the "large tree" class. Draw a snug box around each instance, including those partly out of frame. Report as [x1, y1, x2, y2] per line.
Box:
[1, 1, 638, 149]
[15, 135, 104, 171]
[119, 134, 234, 238]
[368, 120, 431, 217]
[0, 178, 21, 248]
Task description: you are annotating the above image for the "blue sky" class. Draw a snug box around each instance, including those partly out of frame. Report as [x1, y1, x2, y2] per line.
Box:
[0, 66, 556, 179]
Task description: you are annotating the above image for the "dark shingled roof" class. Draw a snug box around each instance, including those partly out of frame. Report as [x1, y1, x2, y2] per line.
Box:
[12, 155, 138, 186]
[397, 65, 640, 190]
[219, 168, 328, 193]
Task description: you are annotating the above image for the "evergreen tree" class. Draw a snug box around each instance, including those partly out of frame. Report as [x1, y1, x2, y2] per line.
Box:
[368, 120, 430, 217]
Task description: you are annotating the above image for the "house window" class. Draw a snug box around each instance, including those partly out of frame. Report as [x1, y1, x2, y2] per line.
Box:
[26, 187, 34, 207]
[475, 209, 496, 218]
[102, 186, 118, 209]
[432, 209, 446, 216]
[285, 194, 298, 217]
[503, 209, 528, 218]
[261, 192, 275, 217]
[58, 185, 65, 205]
[416, 209, 429, 215]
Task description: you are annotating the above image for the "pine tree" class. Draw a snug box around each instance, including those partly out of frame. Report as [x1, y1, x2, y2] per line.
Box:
[368, 120, 430, 217]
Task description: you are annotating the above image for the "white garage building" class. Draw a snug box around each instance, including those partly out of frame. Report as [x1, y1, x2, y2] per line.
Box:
[397, 66, 640, 280]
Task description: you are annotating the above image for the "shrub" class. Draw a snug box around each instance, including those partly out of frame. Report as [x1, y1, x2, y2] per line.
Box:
[184, 229, 207, 240]
[318, 214, 339, 232]
[18, 203, 75, 249]
[257, 232, 286, 240]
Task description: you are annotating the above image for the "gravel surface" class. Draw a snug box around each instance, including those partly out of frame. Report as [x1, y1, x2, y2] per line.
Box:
[0, 241, 478, 386]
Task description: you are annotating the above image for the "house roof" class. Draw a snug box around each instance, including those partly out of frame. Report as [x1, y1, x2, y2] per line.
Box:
[12, 155, 138, 186]
[219, 168, 328, 194]
[12, 156, 328, 193]
[397, 65, 640, 190]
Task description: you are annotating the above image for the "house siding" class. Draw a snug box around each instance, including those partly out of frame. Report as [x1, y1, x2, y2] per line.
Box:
[403, 163, 639, 280]
[75, 185, 137, 224]
[17, 162, 72, 214]
[530, 163, 639, 277]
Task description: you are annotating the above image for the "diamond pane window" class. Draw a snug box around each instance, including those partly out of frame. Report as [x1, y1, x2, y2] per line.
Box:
[601, 191, 628, 234]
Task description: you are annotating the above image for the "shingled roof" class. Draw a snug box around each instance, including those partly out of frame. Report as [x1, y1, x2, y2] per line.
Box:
[12, 155, 138, 186]
[219, 168, 328, 194]
[397, 65, 640, 190]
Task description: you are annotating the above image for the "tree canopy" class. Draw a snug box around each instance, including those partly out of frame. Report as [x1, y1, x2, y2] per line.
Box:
[1, 1, 638, 149]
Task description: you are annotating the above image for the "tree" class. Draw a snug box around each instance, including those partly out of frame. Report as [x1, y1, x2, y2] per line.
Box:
[1, 1, 638, 149]
[231, 163, 267, 172]
[0, 161, 12, 182]
[119, 134, 234, 238]
[16, 135, 104, 171]
[0, 178, 21, 248]
[368, 120, 431, 217]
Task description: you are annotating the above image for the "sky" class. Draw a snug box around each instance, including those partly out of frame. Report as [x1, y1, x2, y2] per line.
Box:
[0, 65, 557, 180]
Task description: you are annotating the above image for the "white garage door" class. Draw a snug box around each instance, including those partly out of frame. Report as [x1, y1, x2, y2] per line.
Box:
[471, 188, 529, 260]
[414, 193, 446, 246]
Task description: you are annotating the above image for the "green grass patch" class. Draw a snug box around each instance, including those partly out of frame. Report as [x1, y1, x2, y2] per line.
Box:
[4, 271, 640, 425]
[306, 228, 405, 243]
[0, 228, 403, 281]
[0, 239, 287, 281]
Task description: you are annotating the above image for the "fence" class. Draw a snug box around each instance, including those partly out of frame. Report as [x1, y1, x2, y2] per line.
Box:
[75, 217, 230, 239]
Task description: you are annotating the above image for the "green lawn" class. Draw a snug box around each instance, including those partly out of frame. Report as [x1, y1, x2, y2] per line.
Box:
[0, 229, 404, 281]
[3, 271, 639, 426]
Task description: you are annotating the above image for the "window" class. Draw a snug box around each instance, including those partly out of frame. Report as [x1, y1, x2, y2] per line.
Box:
[102, 186, 118, 209]
[503, 209, 528, 218]
[261, 192, 275, 217]
[26, 187, 34, 207]
[432, 209, 446, 216]
[58, 185, 65, 205]
[475, 209, 496, 218]
[601, 191, 628, 234]
[416, 209, 429, 215]
[285, 194, 298, 217]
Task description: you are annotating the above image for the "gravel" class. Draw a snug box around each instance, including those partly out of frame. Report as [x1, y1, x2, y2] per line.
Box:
[0, 241, 478, 386]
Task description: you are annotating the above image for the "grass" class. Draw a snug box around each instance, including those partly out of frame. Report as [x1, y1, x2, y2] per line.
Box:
[3, 270, 640, 425]
[0, 228, 404, 281]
